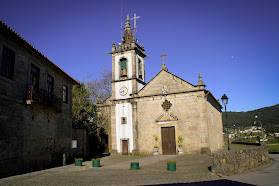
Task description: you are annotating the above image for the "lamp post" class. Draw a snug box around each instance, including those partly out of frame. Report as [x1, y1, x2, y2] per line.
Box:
[260, 121, 264, 142]
[221, 94, 230, 151]
[234, 124, 236, 142]
[255, 115, 261, 145]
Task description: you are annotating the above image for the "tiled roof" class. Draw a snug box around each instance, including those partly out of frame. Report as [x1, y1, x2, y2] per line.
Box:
[0, 20, 79, 85]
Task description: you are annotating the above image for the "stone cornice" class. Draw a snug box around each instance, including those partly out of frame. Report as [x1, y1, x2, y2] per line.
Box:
[108, 42, 146, 57]
[112, 77, 146, 84]
[112, 89, 205, 103]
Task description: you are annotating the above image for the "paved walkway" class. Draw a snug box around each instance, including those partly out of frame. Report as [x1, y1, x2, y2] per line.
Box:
[226, 154, 279, 186]
[0, 154, 216, 185]
[0, 151, 277, 185]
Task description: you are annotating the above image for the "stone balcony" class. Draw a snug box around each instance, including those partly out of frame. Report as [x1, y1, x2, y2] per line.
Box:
[110, 42, 145, 56]
[26, 85, 62, 112]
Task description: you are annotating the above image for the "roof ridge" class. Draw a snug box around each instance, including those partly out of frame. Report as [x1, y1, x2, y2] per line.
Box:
[137, 69, 197, 95]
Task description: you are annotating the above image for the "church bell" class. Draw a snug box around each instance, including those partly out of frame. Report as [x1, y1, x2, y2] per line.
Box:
[122, 68, 127, 77]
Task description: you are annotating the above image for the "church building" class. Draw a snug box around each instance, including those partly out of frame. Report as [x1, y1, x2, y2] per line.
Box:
[98, 15, 223, 155]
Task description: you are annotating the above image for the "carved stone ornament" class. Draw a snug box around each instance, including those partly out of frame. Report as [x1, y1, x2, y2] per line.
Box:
[162, 85, 168, 96]
[156, 113, 178, 122]
[162, 99, 172, 111]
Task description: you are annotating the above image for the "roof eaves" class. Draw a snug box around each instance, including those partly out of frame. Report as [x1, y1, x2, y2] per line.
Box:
[0, 20, 79, 85]
[205, 89, 222, 108]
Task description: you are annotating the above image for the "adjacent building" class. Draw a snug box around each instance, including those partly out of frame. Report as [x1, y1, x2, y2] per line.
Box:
[0, 21, 79, 178]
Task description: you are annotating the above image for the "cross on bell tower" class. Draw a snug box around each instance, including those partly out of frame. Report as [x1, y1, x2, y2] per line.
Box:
[131, 13, 140, 35]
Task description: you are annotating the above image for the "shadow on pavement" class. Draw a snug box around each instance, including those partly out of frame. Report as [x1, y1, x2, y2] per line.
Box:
[147, 179, 255, 186]
[83, 153, 110, 161]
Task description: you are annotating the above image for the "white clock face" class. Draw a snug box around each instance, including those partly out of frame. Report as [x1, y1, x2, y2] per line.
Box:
[119, 86, 128, 96]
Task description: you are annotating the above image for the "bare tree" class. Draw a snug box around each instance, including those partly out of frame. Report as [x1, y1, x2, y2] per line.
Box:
[84, 68, 112, 104]
[83, 68, 112, 136]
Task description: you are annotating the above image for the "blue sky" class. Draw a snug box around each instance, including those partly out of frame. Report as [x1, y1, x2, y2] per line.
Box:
[1, 0, 278, 112]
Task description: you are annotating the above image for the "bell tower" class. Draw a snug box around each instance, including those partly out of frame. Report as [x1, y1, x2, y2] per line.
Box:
[108, 14, 146, 154]
[109, 14, 146, 100]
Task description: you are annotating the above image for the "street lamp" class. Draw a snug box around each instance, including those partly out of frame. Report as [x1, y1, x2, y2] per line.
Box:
[234, 124, 236, 142]
[255, 115, 262, 145]
[260, 121, 264, 142]
[221, 94, 230, 151]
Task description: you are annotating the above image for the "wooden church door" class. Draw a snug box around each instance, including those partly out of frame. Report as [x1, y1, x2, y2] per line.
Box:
[122, 140, 128, 155]
[161, 127, 176, 155]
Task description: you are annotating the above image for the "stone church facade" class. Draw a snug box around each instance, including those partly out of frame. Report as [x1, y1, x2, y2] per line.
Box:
[98, 16, 223, 155]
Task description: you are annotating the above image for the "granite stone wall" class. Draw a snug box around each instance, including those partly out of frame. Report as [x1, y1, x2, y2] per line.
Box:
[72, 129, 89, 159]
[211, 145, 270, 176]
[0, 24, 75, 178]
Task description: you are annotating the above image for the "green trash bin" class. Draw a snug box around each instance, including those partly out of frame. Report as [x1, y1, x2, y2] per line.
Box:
[130, 162, 140, 170]
[92, 160, 100, 167]
[75, 160, 82, 166]
[167, 163, 176, 171]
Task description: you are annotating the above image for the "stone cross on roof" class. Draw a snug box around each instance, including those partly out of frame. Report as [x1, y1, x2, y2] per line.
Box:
[160, 53, 168, 71]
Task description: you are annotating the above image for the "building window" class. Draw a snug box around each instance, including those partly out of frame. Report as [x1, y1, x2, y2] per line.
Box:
[47, 75, 54, 98]
[29, 64, 40, 93]
[121, 117, 127, 124]
[0, 46, 15, 79]
[138, 59, 142, 79]
[120, 58, 127, 77]
[63, 85, 68, 103]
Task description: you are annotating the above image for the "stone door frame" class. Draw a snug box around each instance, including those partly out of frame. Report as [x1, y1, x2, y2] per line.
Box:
[161, 126, 176, 155]
[120, 138, 129, 155]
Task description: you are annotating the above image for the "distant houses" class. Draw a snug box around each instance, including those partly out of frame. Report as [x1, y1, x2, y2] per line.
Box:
[239, 126, 263, 134]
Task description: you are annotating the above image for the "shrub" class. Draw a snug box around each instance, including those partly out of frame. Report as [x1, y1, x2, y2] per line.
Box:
[167, 160, 176, 164]
[75, 158, 83, 161]
[155, 136, 159, 141]
[91, 158, 100, 161]
[178, 136, 183, 142]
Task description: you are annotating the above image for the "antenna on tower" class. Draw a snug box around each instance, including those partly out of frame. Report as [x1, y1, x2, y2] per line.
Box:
[121, 0, 123, 38]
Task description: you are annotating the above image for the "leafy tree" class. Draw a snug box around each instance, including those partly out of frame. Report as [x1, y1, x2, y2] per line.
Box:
[72, 69, 112, 154]
[72, 82, 97, 133]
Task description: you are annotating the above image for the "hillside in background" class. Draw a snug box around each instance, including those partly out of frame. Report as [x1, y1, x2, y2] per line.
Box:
[222, 104, 279, 133]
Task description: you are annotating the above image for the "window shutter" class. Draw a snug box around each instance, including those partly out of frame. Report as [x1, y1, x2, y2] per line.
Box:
[121, 60, 126, 69]
[138, 62, 141, 71]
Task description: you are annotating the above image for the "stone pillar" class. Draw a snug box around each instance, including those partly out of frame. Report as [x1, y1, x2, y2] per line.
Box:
[132, 50, 136, 79]
[132, 79, 137, 94]
[63, 154, 66, 166]
[111, 83, 115, 100]
[110, 103, 117, 154]
[112, 54, 116, 82]
[143, 58, 146, 82]
[131, 101, 139, 155]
